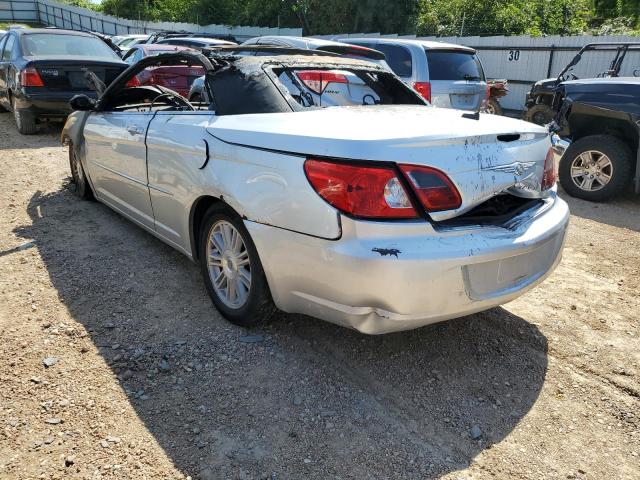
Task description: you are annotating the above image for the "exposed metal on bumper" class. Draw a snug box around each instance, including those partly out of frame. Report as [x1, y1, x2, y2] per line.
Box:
[246, 194, 569, 334]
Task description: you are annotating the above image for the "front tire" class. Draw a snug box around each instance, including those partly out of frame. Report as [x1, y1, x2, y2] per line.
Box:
[484, 98, 503, 116]
[559, 134, 633, 201]
[199, 205, 275, 327]
[69, 143, 94, 200]
[524, 104, 555, 125]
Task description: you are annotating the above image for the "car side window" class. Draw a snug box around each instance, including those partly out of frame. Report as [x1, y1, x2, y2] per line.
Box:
[375, 44, 412, 78]
[2, 35, 15, 61]
[124, 49, 142, 65]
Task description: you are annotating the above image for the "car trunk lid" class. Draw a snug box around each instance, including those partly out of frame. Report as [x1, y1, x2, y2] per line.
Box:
[209, 105, 551, 221]
[26, 59, 126, 91]
[431, 79, 486, 110]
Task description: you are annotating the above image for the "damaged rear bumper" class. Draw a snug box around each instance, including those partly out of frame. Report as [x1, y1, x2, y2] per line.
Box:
[246, 192, 569, 334]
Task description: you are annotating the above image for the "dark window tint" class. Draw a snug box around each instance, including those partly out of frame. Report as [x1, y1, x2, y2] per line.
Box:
[21, 34, 120, 60]
[2, 35, 15, 61]
[163, 39, 194, 47]
[425, 49, 485, 81]
[375, 44, 412, 77]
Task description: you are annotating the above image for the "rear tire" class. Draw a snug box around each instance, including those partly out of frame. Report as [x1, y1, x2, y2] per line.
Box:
[199, 204, 275, 328]
[69, 143, 94, 200]
[559, 134, 633, 201]
[524, 104, 555, 126]
[12, 98, 38, 135]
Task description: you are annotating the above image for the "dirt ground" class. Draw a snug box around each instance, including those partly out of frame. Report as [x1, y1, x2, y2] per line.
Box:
[0, 112, 638, 480]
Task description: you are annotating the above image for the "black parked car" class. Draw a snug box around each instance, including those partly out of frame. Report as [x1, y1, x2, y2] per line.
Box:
[523, 43, 640, 201]
[0, 28, 127, 134]
[524, 43, 640, 126]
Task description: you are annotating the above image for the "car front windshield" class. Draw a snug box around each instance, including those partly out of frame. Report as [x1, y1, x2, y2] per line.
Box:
[148, 49, 183, 56]
[22, 33, 120, 60]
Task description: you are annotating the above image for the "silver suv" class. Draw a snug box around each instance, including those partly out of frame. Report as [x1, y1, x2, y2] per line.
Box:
[339, 38, 487, 111]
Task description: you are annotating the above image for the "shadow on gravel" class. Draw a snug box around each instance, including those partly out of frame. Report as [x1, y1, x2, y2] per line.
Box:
[0, 113, 62, 150]
[558, 187, 640, 233]
[16, 186, 549, 479]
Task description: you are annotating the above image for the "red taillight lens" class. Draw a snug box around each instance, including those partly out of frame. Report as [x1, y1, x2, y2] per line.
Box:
[20, 68, 44, 87]
[481, 84, 491, 110]
[399, 164, 462, 212]
[413, 81, 431, 103]
[296, 70, 348, 94]
[541, 147, 557, 190]
[125, 75, 141, 88]
[304, 159, 417, 219]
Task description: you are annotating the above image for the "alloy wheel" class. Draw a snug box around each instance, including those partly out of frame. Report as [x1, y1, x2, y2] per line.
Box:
[206, 220, 252, 309]
[570, 150, 613, 192]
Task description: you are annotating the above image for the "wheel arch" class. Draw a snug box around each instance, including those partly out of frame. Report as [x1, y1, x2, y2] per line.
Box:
[567, 108, 638, 151]
[189, 195, 241, 261]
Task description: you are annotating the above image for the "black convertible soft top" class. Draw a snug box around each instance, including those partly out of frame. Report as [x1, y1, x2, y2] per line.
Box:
[204, 54, 420, 116]
[207, 55, 388, 116]
[95, 49, 423, 115]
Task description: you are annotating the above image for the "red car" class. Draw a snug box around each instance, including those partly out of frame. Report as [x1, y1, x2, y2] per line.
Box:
[122, 44, 204, 98]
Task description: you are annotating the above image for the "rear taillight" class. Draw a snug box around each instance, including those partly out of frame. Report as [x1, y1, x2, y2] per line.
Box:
[304, 159, 417, 219]
[304, 159, 462, 218]
[541, 147, 557, 190]
[125, 76, 141, 88]
[413, 82, 431, 103]
[20, 68, 44, 87]
[481, 84, 491, 110]
[399, 164, 462, 212]
[296, 70, 348, 94]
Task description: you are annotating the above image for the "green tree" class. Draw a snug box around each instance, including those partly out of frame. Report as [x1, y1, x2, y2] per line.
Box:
[417, 0, 590, 36]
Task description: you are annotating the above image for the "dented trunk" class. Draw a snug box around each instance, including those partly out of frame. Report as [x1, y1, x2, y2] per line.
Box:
[208, 105, 551, 221]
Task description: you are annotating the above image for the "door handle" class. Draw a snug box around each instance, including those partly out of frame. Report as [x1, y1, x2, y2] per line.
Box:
[127, 126, 143, 136]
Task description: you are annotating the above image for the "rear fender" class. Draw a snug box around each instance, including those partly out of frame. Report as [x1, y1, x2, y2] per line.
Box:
[203, 135, 342, 240]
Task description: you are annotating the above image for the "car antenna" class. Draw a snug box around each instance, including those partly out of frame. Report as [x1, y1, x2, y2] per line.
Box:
[462, 101, 481, 120]
[462, 110, 480, 120]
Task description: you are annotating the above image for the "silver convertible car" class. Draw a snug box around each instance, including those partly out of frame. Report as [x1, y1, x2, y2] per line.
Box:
[62, 50, 569, 334]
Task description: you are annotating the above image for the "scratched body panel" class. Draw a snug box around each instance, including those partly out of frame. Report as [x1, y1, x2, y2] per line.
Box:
[210, 105, 551, 222]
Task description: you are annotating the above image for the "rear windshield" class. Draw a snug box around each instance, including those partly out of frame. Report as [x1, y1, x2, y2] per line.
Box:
[275, 67, 425, 109]
[21, 33, 120, 60]
[425, 49, 485, 81]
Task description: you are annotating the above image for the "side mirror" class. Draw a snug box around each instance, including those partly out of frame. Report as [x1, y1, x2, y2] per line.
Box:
[69, 94, 96, 111]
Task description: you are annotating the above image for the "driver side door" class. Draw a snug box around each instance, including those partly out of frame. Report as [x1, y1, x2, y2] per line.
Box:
[83, 111, 155, 229]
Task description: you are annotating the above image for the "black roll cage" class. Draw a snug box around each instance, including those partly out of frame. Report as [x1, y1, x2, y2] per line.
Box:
[557, 42, 640, 84]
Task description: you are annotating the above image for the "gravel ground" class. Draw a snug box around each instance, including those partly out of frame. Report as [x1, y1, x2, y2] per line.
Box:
[0, 113, 639, 480]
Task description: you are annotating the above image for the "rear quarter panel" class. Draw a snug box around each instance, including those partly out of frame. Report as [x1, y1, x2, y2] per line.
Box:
[145, 113, 341, 257]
